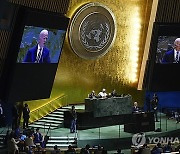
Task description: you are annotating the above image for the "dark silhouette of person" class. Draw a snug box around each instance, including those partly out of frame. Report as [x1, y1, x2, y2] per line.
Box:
[66, 145, 76, 154]
[175, 112, 180, 123]
[111, 89, 117, 97]
[80, 144, 91, 154]
[88, 90, 97, 99]
[33, 128, 44, 147]
[151, 143, 163, 154]
[117, 148, 124, 154]
[51, 145, 61, 154]
[70, 105, 77, 133]
[4, 130, 10, 146]
[163, 141, 172, 153]
[151, 93, 159, 122]
[23, 103, 30, 129]
[12, 105, 19, 130]
[23, 29, 50, 63]
[0, 102, 5, 127]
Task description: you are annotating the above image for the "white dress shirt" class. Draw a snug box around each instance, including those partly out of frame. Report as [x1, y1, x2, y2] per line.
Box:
[174, 49, 180, 62]
[0, 106, 3, 115]
[98, 91, 107, 98]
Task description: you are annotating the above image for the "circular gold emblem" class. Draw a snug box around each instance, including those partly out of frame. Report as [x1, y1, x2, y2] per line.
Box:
[69, 2, 116, 59]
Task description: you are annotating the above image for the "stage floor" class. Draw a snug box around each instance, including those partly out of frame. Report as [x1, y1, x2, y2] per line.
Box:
[48, 104, 180, 152]
[49, 104, 180, 138]
[0, 104, 180, 153]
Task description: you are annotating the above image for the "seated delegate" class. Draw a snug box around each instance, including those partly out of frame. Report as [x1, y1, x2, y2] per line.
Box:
[88, 90, 97, 99]
[111, 89, 118, 97]
[98, 89, 108, 98]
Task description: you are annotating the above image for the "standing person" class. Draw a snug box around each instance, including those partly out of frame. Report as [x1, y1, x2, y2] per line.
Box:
[151, 93, 159, 122]
[23, 103, 30, 129]
[0, 102, 4, 127]
[70, 105, 77, 133]
[33, 128, 44, 147]
[12, 105, 19, 130]
[162, 38, 180, 63]
[175, 112, 180, 123]
[146, 94, 151, 112]
[23, 29, 51, 63]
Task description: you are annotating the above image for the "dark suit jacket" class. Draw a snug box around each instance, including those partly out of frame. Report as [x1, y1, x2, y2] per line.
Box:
[23, 107, 30, 119]
[162, 49, 175, 63]
[33, 132, 43, 143]
[132, 106, 139, 113]
[23, 45, 50, 63]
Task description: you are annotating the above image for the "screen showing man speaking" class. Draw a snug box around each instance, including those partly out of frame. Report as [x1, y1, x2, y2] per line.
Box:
[0, 6, 69, 102]
[16, 26, 66, 63]
[156, 36, 180, 64]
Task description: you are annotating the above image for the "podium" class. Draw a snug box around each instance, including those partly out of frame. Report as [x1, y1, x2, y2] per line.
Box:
[124, 112, 155, 133]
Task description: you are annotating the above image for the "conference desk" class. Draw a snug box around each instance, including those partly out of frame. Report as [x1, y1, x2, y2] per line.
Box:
[85, 95, 132, 117]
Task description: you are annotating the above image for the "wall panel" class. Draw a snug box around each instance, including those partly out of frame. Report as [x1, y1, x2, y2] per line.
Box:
[156, 0, 180, 23]
[9, 0, 70, 14]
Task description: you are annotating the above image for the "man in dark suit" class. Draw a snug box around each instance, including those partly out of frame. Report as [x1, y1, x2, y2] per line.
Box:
[23, 29, 50, 63]
[0, 102, 4, 127]
[132, 102, 140, 113]
[33, 128, 44, 147]
[70, 105, 77, 133]
[12, 104, 19, 130]
[111, 89, 117, 97]
[23, 103, 30, 129]
[162, 38, 180, 63]
[151, 93, 159, 122]
[88, 90, 97, 99]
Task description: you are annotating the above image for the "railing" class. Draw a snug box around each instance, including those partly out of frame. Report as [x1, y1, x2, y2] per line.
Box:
[29, 94, 68, 123]
[76, 107, 180, 140]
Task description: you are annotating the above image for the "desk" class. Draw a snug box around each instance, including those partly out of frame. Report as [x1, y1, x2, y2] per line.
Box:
[124, 112, 155, 133]
[85, 95, 132, 117]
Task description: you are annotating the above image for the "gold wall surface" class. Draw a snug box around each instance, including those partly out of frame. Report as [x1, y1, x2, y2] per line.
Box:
[50, 0, 153, 106]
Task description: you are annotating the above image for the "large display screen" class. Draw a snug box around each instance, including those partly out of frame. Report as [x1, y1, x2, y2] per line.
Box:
[16, 26, 66, 63]
[143, 23, 180, 91]
[0, 7, 69, 102]
[156, 36, 180, 64]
